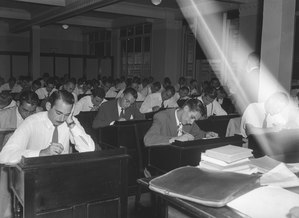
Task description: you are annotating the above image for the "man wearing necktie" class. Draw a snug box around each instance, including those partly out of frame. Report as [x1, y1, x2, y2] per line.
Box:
[0, 90, 95, 164]
[144, 99, 219, 146]
[241, 92, 289, 137]
[92, 88, 144, 128]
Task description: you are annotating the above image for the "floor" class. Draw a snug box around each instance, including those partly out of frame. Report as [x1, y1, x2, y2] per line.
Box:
[127, 193, 155, 218]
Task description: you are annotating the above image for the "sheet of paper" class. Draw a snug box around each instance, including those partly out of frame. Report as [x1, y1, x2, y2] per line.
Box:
[228, 186, 299, 218]
[260, 163, 299, 188]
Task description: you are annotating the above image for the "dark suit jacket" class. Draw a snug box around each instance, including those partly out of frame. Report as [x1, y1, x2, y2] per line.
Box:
[92, 99, 144, 128]
[144, 108, 206, 146]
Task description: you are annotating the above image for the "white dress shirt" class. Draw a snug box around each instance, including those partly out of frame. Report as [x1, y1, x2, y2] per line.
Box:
[197, 96, 227, 117]
[240, 102, 287, 137]
[1, 100, 16, 111]
[105, 87, 118, 98]
[139, 92, 178, 113]
[73, 95, 107, 116]
[0, 83, 22, 93]
[35, 87, 57, 99]
[116, 89, 145, 101]
[0, 111, 95, 164]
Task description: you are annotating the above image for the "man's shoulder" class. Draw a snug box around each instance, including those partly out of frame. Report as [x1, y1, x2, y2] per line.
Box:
[0, 106, 17, 115]
[153, 108, 174, 120]
[100, 99, 116, 110]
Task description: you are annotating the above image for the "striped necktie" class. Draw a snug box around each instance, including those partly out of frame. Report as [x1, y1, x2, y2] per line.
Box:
[177, 122, 183, 136]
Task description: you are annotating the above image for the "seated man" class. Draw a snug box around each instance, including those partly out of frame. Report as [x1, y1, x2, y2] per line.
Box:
[175, 86, 190, 107]
[35, 77, 57, 100]
[62, 79, 78, 102]
[0, 90, 39, 129]
[92, 87, 144, 128]
[144, 99, 218, 146]
[0, 90, 39, 218]
[241, 91, 289, 137]
[140, 85, 177, 114]
[73, 87, 106, 116]
[0, 90, 95, 164]
[0, 92, 16, 110]
[198, 86, 227, 118]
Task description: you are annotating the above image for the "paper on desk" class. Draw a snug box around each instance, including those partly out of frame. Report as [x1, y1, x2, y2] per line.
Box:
[260, 163, 299, 188]
[227, 186, 299, 218]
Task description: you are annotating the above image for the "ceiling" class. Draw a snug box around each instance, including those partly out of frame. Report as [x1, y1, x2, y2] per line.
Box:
[0, 0, 251, 33]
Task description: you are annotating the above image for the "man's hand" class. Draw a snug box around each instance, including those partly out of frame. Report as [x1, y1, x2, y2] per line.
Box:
[205, 131, 219, 139]
[66, 105, 75, 125]
[152, 106, 160, 112]
[118, 118, 126, 122]
[39, 143, 64, 156]
[90, 105, 100, 111]
[170, 133, 194, 143]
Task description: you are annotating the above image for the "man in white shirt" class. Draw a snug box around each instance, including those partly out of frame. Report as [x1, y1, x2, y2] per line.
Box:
[240, 92, 289, 137]
[0, 90, 95, 164]
[0, 77, 22, 93]
[197, 86, 227, 118]
[140, 86, 177, 113]
[0, 90, 39, 218]
[73, 87, 106, 116]
[35, 77, 57, 100]
[62, 79, 77, 102]
[0, 91, 39, 129]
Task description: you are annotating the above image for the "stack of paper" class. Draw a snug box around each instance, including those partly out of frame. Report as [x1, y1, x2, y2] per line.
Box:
[199, 145, 255, 174]
[249, 156, 281, 173]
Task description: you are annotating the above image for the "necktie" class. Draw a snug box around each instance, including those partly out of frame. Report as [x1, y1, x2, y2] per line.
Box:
[120, 108, 125, 119]
[161, 100, 165, 109]
[52, 126, 58, 143]
[262, 113, 268, 128]
[177, 122, 183, 136]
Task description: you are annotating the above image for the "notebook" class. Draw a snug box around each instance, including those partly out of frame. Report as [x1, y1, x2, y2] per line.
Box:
[149, 166, 260, 207]
[205, 145, 253, 163]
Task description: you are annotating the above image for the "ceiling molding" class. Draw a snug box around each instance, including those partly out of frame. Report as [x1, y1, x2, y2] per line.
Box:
[0, 7, 31, 20]
[96, 2, 181, 20]
[10, 0, 121, 33]
[14, 0, 66, 6]
[59, 16, 113, 28]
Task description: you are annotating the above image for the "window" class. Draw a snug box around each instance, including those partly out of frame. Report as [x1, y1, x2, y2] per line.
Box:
[120, 23, 151, 78]
[89, 30, 112, 57]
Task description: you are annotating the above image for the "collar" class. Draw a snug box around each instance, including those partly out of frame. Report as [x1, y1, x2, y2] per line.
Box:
[117, 99, 123, 114]
[174, 108, 180, 126]
[45, 111, 57, 129]
[15, 106, 23, 121]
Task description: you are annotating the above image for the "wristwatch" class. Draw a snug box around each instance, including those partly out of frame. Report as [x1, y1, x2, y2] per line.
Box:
[67, 121, 76, 129]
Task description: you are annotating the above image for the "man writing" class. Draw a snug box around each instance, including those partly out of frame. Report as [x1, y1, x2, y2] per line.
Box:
[0, 90, 95, 164]
[92, 87, 144, 128]
[144, 99, 218, 146]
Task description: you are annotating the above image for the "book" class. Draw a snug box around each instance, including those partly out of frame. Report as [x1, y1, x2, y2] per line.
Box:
[227, 186, 299, 218]
[201, 152, 250, 166]
[249, 156, 281, 173]
[205, 145, 253, 163]
[199, 160, 251, 171]
[149, 166, 260, 207]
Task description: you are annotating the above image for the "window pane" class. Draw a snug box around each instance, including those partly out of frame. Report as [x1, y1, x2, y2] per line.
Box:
[143, 37, 150, 52]
[144, 24, 152, 34]
[127, 38, 134, 52]
[135, 25, 143, 35]
[105, 42, 111, 56]
[106, 31, 111, 40]
[95, 42, 104, 57]
[135, 37, 142, 52]
[128, 27, 134, 36]
[99, 31, 105, 40]
[121, 40, 127, 53]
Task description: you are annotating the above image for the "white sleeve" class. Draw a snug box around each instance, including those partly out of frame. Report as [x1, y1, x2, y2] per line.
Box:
[139, 96, 153, 113]
[213, 100, 227, 116]
[73, 99, 84, 116]
[0, 122, 40, 164]
[69, 117, 95, 152]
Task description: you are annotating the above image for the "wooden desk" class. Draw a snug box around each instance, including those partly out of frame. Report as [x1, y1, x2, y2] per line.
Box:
[248, 129, 299, 162]
[8, 149, 129, 218]
[98, 120, 153, 195]
[148, 135, 243, 173]
[195, 115, 240, 137]
[75, 111, 98, 146]
[137, 178, 246, 218]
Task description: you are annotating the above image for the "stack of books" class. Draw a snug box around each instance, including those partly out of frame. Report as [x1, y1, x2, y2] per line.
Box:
[199, 145, 256, 174]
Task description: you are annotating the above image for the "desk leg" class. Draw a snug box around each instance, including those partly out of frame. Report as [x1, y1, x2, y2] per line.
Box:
[12, 195, 22, 218]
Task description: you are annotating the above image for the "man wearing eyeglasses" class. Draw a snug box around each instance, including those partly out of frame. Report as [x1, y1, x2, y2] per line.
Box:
[197, 86, 227, 118]
[92, 87, 144, 128]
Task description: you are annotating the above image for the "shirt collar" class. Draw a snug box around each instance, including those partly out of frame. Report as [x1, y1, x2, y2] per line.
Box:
[117, 99, 122, 115]
[174, 108, 180, 126]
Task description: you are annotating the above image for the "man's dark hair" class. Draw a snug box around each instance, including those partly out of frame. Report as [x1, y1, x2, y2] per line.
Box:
[32, 79, 41, 87]
[92, 87, 105, 99]
[123, 87, 137, 99]
[152, 81, 161, 92]
[19, 91, 39, 106]
[183, 98, 206, 118]
[164, 85, 175, 96]
[203, 86, 217, 99]
[46, 77, 55, 86]
[180, 86, 190, 93]
[0, 92, 13, 107]
[48, 90, 74, 107]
